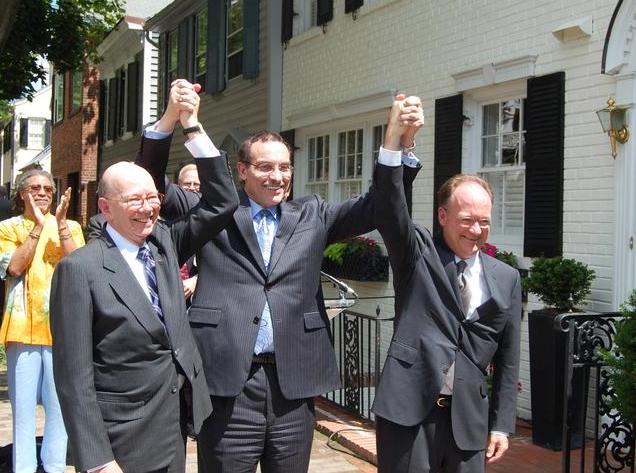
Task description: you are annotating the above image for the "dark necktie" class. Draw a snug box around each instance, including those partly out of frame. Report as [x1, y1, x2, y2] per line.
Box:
[137, 246, 165, 325]
[456, 259, 472, 314]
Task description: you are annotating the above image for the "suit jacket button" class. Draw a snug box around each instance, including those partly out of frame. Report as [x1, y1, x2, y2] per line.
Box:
[174, 348, 180, 356]
[171, 385, 178, 394]
[253, 316, 260, 324]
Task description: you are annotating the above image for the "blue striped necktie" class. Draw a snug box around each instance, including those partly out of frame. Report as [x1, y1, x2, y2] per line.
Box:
[137, 246, 165, 325]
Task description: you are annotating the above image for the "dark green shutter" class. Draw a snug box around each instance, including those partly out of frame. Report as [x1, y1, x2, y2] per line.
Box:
[19, 118, 28, 148]
[345, 0, 363, 13]
[206, 0, 228, 94]
[107, 77, 118, 142]
[178, 19, 190, 79]
[282, 0, 294, 43]
[433, 94, 463, 234]
[317, 0, 333, 26]
[126, 61, 139, 132]
[523, 72, 565, 257]
[243, 0, 260, 79]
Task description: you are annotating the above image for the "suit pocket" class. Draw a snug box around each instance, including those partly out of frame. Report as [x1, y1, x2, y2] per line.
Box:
[96, 392, 145, 421]
[387, 340, 418, 365]
[189, 307, 222, 326]
[304, 311, 327, 330]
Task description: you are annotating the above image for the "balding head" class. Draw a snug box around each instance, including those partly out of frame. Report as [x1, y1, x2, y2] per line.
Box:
[98, 162, 161, 246]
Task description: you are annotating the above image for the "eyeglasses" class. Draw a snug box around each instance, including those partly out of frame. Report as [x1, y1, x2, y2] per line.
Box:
[25, 184, 54, 194]
[457, 216, 491, 229]
[105, 193, 164, 210]
[243, 161, 294, 175]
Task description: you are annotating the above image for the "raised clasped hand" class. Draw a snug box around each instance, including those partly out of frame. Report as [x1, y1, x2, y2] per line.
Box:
[55, 187, 72, 224]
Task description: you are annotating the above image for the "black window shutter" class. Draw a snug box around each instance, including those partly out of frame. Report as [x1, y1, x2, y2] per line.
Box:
[242, 0, 260, 79]
[206, 0, 227, 94]
[281, 0, 294, 43]
[524, 72, 565, 257]
[317, 0, 333, 26]
[107, 77, 118, 141]
[19, 118, 28, 148]
[280, 129, 295, 200]
[345, 0, 363, 14]
[98, 80, 106, 144]
[178, 19, 190, 79]
[127, 61, 140, 132]
[44, 119, 51, 147]
[433, 94, 463, 235]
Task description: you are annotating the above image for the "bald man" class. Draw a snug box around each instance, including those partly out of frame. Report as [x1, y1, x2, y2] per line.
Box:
[50, 154, 238, 472]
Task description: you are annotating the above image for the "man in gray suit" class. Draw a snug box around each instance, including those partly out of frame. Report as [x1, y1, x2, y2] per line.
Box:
[50, 94, 238, 472]
[135, 83, 383, 472]
[372, 97, 521, 473]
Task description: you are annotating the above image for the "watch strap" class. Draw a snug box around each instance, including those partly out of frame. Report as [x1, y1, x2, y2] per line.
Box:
[182, 124, 202, 135]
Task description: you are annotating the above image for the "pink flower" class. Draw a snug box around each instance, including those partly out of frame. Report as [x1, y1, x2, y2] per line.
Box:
[481, 242, 497, 257]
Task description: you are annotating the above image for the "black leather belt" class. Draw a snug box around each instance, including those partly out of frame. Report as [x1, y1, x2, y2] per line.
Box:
[252, 353, 276, 365]
[436, 395, 452, 408]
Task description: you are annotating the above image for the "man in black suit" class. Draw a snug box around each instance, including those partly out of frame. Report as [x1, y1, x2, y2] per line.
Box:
[372, 96, 521, 473]
[50, 88, 239, 473]
[136, 80, 381, 473]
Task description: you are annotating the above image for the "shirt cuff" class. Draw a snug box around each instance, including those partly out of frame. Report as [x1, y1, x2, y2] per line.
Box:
[490, 430, 509, 437]
[87, 460, 115, 472]
[377, 147, 421, 168]
[184, 135, 221, 159]
[143, 123, 172, 140]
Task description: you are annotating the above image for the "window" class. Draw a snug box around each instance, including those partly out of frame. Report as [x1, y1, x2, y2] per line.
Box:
[53, 73, 64, 123]
[167, 29, 179, 87]
[2, 122, 11, 153]
[295, 0, 318, 36]
[72, 70, 82, 112]
[28, 118, 46, 149]
[195, 10, 208, 88]
[479, 98, 526, 237]
[337, 129, 363, 201]
[117, 68, 126, 136]
[227, 0, 244, 80]
[307, 135, 329, 199]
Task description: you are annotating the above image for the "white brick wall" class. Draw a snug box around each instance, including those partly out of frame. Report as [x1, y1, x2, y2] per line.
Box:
[286, 0, 620, 421]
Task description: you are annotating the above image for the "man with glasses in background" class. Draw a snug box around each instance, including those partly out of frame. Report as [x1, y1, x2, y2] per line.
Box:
[50, 83, 238, 473]
[136, 79, 396, 473]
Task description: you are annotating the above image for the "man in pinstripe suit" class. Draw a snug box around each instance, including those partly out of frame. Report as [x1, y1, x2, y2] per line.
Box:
[137, 113, 399, 472]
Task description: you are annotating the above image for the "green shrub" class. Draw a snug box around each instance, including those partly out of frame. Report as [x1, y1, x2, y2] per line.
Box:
[323, 237, 381, 266]
[603, 290, 636, 424]
[523, 257, 595, 312]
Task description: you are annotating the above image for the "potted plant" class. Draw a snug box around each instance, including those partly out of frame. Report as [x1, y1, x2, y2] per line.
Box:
[524, 257, 596, 450]
[603, 290, 636, 425]
[321, 236, 389, 282]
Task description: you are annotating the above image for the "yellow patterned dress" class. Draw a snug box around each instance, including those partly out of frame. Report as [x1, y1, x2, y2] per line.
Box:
[0, 214, 85, 345]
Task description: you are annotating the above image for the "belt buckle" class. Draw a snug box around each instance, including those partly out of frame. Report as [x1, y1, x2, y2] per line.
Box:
[436, 396, 451, 408]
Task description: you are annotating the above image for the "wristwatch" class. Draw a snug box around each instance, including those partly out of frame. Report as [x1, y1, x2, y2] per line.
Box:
[182, 123, 203, 135]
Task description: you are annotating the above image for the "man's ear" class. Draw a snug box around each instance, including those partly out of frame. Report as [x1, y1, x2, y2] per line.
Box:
[437, 206, 447, 228]
[97, 198, 111, 218]
[236, 161, 248, 182]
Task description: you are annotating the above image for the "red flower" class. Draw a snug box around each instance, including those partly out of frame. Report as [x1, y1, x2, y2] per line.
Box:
[481, 242, 497, 257]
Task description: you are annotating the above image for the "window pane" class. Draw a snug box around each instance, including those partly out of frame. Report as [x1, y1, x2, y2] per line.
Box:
[228, 32, 243, 55]
[482, 104, 498, 136]
[482, 136, 498, 167]
[502, 99, 521, 133]
[347, 130, 355, 155]
[501, 133, 519, 165]
[229, 0, 243, 33]
[227, 51, 243, 79]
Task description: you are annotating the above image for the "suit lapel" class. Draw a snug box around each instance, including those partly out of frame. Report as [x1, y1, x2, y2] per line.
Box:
[99, 234, 171, 347]
[434, 236, 465, 321]
[268, 200, 301, 274]
[234, 191, 268, 275]
[479, 253, 506, 314]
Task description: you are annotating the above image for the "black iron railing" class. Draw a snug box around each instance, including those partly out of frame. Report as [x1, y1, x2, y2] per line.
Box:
[556, 312, 635, 473]
[322, 303, 394, 420]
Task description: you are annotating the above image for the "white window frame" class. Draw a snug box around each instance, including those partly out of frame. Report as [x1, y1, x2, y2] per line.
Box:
[306, 134, 330, 200]
[27, 118, 46, 149]
[226, 0, 244, 81]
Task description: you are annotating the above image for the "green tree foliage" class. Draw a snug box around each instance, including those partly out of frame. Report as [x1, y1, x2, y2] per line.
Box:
[523, 257, 595, 311]
[0, 0, 125, 101]
[604, 290, 636, 424]
[0, 100, 13, 126]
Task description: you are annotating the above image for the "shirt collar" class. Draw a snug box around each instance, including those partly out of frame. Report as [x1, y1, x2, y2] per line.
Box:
[248, 198, 279, 221]
[454, 252, 481, 275]
[105, 223, 145, 254]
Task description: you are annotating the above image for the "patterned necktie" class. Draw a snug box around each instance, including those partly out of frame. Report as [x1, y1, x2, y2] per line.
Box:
[137, 246, 165, 325]
[254, 209, 276, 354]
[256, 209, 275, 269]
[456, 259, 472, 314]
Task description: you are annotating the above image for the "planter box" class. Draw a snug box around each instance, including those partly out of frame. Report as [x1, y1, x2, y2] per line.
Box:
[321, 252, 389, 282]
[528, 309, 585, 450]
